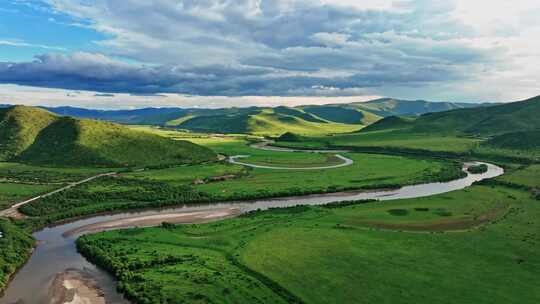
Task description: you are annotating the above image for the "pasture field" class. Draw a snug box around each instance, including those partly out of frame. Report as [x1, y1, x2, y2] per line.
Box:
[78, 181, 540, 304]
[18, 137, 464, 221]
[188, 137, 344, 167]
[499, 165, 540, 188]
[0, 162, 114, 183]
[123, 163, 247, 185]
[0, 162, 117, 210]
[276, 130, 482, 153]
[126, 136, 465, 200]
[330, 131, 481, 152]
[474, 146, 540, 163]
[194, 153, 462, 200]
[0, 183, 54, 210]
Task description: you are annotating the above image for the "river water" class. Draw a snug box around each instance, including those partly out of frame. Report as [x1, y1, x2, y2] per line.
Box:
[0, 162, 503, 304]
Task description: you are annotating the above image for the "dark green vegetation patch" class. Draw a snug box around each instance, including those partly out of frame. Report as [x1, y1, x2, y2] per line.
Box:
[468, 164, 489, 174]
[487, 130, 540, 150]
[0, 219, 34, 291]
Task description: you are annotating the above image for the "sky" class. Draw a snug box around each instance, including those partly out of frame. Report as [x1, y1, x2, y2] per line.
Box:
[0, 0, 539, 109]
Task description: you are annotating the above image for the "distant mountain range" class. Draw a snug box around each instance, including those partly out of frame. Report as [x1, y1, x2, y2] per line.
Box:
[1, 98, 495, 136]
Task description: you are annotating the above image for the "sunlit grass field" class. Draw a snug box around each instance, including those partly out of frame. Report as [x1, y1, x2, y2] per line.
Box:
[123, 136, 462, 200]
[0, 162, 115, 210]
[275, 130, 482, 153]
[0, 183, 54, 210]
[328, 130, 482, 152]
[500, 165, 540, 188]
[78, 182, 540, 303]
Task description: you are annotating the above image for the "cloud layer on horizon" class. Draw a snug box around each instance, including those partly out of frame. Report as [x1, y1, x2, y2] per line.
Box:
[0, 0, 539, 103]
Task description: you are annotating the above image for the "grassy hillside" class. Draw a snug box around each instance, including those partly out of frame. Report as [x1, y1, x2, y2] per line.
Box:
[273, 95, 540, 162]
[0, 106, 216, 167]
[367, 96, 540, 136]
[486, 131, 540, 150]
[174, 114, 251, 134]
[301, 105, 381, 124]
[175, 108, 361, 136]
[0, 106, 57, 161]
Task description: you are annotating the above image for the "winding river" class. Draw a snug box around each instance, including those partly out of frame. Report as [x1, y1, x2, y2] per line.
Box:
[0, 160, 504, 304]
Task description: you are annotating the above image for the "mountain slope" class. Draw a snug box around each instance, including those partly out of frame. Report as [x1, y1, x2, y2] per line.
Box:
[173, 108, 361, 136]
[0, 106, 216, 167]
[300, 105, 381, 124]
[362, 95, 540, 137]
[0, 106, 57, 161]
[486, 131, 540, 150]
[350, 98, 487, 117]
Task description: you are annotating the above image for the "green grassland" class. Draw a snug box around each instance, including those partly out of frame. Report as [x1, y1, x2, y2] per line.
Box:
[327, 130, 482, 153]
[275, 130, 481, 154]
[0, 162, 114, 183]
[141, 133, 344, 167]
[17, 136, 464, 221]
[499, 165, 540, 188]
[123, 163, 247, 185]
[105, 137, 466, 201]
[77, 179, 540, 303]
[194, 153, 461, 200]
[0, 161, 122, 210]
[275, 131, 539, 165]
[73, 110, 540, 304]
[0, 183, 54, 210]
[185, 136, 343, 167]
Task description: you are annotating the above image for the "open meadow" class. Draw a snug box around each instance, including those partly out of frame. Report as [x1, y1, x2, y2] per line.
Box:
[16, 136, 464, 222]
[78, 179, 540, 304]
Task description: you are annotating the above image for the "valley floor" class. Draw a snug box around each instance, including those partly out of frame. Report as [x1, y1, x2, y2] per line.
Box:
[1, 130, 539, 303]
[78, 180, 540, 303]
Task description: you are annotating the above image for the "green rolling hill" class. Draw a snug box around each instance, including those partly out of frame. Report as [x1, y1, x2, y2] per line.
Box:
[365, 95, 540, 136]
[274, 95, 540, 157]
[486, 131, 540, 150]
[0, 106, 216, 167]
[169, 108, 362, 136]
[300, 105, 381, 124]
[29, 98, 490, 136]
[0, 106, 57, 161]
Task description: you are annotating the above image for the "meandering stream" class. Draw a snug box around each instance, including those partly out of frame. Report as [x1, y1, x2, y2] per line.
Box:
[0, 160, 503, 303]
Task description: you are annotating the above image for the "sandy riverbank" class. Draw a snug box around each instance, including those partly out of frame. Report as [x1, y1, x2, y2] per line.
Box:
[63, 207, 242, 237]
[49, 269, 105, 304]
